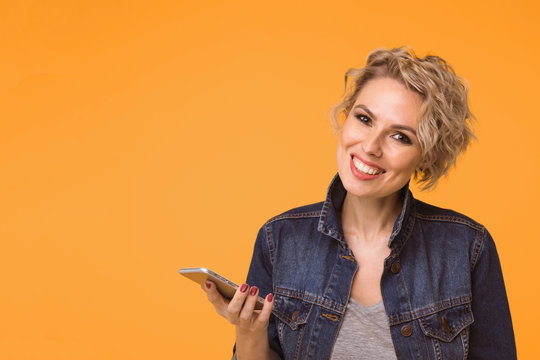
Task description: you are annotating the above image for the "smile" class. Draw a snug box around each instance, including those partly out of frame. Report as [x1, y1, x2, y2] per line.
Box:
[351, 155, 385, 175]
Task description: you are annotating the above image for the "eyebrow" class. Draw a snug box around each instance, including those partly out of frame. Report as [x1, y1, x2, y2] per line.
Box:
[354, 104, 376, 119]
[353, 104, 417, 136]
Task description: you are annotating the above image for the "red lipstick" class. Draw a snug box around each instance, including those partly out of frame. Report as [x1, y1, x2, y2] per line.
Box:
[349, 154, 385, 180]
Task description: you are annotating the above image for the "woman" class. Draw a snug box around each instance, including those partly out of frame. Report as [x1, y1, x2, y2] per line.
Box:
[203, 48, 516, 359]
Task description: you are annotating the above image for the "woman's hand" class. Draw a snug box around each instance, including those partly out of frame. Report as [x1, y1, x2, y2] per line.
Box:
[202, 280, 274, 331]
[202, 281, 275, 359]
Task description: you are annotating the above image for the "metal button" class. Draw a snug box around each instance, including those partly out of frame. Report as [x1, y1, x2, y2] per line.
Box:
[391, 262, 401, 274]
[400, 325, 413, 337]
[291, 310, 299, 322]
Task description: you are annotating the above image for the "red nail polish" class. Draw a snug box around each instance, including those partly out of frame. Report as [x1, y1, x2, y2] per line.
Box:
[240, 284, 248, 293]
[267, 293, 273, 302]
[205, 281, 211, 289]
[250, 286, 258, 296]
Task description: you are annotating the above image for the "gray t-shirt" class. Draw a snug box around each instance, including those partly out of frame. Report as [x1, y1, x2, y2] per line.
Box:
[330, 298, 397, 359]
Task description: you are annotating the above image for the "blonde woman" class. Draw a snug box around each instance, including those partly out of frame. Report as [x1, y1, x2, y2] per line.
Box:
[203, 48, 516, 359]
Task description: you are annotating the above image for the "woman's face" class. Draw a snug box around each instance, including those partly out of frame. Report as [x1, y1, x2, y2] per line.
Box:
[336, 77, 424, 200]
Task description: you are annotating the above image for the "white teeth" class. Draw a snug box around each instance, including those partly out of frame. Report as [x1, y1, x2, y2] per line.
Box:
[353, 157, 382, 175]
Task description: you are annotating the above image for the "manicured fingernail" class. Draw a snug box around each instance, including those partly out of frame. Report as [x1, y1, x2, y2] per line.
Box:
[266, 293, 273, 302]
[240, 283, 248, 293]
[250, 286, 258, 296]
[205, 281, 211, 289]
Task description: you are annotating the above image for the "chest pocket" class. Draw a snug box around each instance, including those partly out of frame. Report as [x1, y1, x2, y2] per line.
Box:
[418, 302, 474, 359]
[272, 293, 314, 359]
[272, 293, 313, 330]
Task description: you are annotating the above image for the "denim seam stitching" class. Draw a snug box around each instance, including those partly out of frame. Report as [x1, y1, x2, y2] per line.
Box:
[293, 321, 306, 360]
[319, 193, 344, 243]
[393, 213, 416, 322]
[461, 328, 470, 359]
[277, 321, 285, 346]
[273, 287, 345, 313]
[414, 213, 483, 231]
[305, 308, 320, 360]
[395, 242, 420, 354]
[272, 295, 315, 329]
[403, 211, 416, 245]
[264, 223, 276, 266]
[266, 211, 321, 225]
[272, 307, 301, 329]
[318, 243, 345, 314]
[470, 226, 485, 271]
[421, 326, 431, 359]
[420, 306, 473, 341]
[388, 295, 472, 325]
[433, 338, 442, 360]
[392, 208, 416, 255]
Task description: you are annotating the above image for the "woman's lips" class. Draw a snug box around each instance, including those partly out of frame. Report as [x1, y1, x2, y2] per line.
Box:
[350, 155, 385, 179]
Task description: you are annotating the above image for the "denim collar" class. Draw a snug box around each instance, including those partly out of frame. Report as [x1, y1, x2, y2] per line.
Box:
[317, 173, 414, 247]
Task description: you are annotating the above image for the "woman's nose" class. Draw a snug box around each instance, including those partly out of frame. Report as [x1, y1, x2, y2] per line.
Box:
[362, 132, 383, 157]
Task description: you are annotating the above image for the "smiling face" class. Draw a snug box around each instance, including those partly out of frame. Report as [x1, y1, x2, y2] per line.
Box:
[336, 77, 425, 200]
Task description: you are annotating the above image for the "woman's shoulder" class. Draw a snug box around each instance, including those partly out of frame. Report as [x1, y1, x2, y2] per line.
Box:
[263, 201, 325, 225]
[412, 198, 486, 232]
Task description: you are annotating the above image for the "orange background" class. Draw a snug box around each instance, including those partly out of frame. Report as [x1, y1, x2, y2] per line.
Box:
[1, 1, 538, 358]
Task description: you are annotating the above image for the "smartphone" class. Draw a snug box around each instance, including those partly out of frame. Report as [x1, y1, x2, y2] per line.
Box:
[179, 267, 265, 310]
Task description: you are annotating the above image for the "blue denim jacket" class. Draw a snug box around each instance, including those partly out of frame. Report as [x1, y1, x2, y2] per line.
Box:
[242, 174, 516, 359]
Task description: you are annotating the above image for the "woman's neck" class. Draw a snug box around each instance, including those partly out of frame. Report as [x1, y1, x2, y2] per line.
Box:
[341, 191, 403, 249]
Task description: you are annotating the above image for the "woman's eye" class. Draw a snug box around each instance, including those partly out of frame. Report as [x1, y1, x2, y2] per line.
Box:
[354, 114, 371, 125]
[392, 133, 412, 145]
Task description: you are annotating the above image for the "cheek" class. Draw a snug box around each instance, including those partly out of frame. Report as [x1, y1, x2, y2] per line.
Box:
[392, 152, 422, 174]
[340, 120, 360, 144]
[338, 126, 363, 156]
[336, 138, 347, 168]
[336, 131, 355, 174]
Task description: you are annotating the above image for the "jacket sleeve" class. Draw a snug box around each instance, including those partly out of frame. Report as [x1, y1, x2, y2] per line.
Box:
[231, 223, 284, 359]
[468, 228, 517, 359]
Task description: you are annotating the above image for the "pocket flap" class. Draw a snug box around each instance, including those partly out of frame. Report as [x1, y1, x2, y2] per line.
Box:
[419, 302, 474, 342]
[272, 293, 313, 331]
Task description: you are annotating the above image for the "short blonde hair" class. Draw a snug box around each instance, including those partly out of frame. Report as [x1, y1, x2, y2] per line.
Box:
[331, 47, 476, 190]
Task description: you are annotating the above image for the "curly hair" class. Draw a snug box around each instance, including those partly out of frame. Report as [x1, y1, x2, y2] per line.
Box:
[331, 47, 476, 190]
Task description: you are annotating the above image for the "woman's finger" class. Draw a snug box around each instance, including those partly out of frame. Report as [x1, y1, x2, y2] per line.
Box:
[238, 286, 260, 329]
[226, 283, 250, 323]
[252, 293, 274, 330]
[201, 280, 229, 317]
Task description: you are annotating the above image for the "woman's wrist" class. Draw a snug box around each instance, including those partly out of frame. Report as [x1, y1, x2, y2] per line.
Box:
[235, 326, 272, 360]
